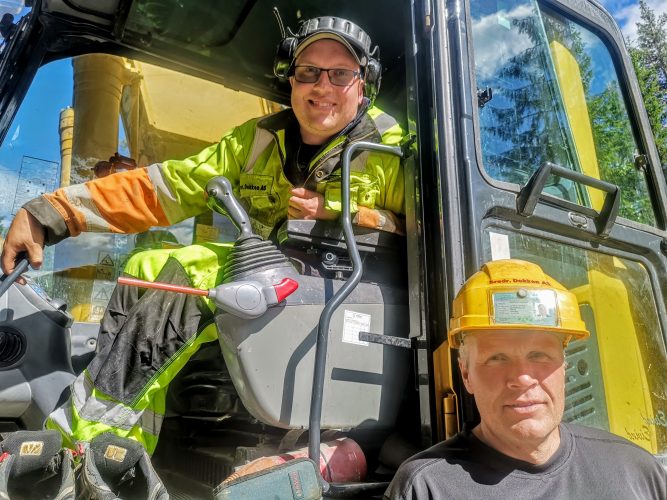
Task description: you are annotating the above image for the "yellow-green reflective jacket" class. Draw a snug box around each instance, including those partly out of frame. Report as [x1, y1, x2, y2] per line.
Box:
[153, 105, 405, 238]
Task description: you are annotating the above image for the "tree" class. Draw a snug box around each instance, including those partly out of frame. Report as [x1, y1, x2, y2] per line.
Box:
[636, 0, 667, 90]
[631, 0, 667, 164]
[630, 47, 667, 163]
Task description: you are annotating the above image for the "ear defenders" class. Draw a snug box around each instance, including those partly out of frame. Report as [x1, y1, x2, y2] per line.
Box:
[273, 16, 382, 102]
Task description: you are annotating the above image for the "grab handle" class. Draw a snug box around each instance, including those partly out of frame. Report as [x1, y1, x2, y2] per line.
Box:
[516, 162, 620, 237]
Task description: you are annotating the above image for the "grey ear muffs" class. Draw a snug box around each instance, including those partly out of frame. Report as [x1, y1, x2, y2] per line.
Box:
[361, 55, 382, 103]
[273, 16, 382, 102]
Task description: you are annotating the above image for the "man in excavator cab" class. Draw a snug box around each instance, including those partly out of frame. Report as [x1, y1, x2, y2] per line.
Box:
[386, 259, 667, 499]
[0, 14, 406, 499]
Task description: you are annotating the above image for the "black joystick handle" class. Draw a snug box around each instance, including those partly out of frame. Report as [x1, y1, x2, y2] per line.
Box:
[206, 176, 257, 242]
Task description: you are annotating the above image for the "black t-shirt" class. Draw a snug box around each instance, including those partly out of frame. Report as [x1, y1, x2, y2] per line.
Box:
[283, 122, 322, 187]
[385, 423, 667, 500]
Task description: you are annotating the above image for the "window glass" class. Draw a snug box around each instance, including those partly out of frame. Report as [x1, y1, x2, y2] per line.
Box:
[0, 55, 277, 322]
[0, 1, 32, 54]
[483, 229, 667, 456]
[470, 0, 656, 225]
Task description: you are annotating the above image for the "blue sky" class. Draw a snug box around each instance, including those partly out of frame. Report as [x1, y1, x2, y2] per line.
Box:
[599, 0, 667, 41]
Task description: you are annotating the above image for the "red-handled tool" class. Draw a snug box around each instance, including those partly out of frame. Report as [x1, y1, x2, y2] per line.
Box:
[118, 276, 298, 319]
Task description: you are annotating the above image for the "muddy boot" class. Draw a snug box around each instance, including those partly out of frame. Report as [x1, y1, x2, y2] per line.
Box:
[77, 433, 168, 500]
[0, 430, 76, 499]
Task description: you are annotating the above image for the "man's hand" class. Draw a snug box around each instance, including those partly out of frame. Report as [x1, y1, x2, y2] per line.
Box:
[288, 187, 337, 220]
[1, 208, 45, 275]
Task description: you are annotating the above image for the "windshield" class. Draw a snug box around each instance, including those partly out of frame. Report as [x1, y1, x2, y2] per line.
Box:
[0, 54, 278, 321]
[471, 0, 656, 226]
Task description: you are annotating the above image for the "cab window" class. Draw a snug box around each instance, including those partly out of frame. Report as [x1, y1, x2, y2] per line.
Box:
[0, 2, 32, 52]
[470, 0, 656, 226]
[483, 229, 667, 456]
[0, 55, 278, 321]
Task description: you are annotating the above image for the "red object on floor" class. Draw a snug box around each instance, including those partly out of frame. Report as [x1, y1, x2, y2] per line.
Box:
[281, 438, 367, 482]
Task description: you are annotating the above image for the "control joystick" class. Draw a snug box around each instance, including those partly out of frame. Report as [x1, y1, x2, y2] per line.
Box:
[205, 176, 295, 283]
[205, 176, 258, 243]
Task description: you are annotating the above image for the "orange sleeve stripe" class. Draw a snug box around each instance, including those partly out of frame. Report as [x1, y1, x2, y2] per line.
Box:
[86, 168, 170, 233]
[43, 168, 170, 236]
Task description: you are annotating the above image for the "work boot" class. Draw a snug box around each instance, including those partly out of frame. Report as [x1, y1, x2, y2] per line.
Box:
[77, 433, 168, 500]
[0, 429, 76, 499]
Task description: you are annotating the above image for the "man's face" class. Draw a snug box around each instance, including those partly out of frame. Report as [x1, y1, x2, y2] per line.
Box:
[290, 39, 364, 145]
[459, 331, 565, 453]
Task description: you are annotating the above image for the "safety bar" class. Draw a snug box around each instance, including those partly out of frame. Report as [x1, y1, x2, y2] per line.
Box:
[308, 141, 403, 495]
[516, 162, 620, 237]
[0, 258, 29, 299]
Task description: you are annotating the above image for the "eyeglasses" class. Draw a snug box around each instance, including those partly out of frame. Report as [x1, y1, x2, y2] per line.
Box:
[292, 65, 361, 86]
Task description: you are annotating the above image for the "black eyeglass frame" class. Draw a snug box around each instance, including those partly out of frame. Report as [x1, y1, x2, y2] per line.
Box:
[291, 65, 363, 86]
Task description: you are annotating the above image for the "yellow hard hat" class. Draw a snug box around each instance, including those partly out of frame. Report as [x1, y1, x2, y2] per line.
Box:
[448, 259, 589, 348]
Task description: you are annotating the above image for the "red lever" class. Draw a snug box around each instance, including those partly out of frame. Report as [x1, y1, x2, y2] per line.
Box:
[118, 276, 208, 296]
[273, 278, 299, 303]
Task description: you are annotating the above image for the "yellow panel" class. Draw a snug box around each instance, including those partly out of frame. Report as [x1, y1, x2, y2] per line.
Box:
[571, 270, 657, 453]
[433, 343, 459, 441]
[549, 41, 604, 211]
[69, 54, 279, 172]
[127, 60, 268, 144]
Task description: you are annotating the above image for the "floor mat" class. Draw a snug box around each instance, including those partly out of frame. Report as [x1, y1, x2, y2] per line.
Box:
[160, 470, 214, 499]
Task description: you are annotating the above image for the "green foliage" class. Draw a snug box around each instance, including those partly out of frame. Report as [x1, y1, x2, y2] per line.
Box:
[636, 0, 667, 90]
[631, 0, 667, 165]
[587, 82, 654, 223]
[544, 11, 655, 224]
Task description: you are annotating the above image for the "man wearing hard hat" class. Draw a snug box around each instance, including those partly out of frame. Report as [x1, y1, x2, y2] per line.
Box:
[386, 259, 666, 499]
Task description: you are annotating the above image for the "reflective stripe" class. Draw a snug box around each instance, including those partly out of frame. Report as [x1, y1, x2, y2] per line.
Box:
[351, 151, 370, 172]
[147, 162, 186, 224]
[244, 128, 275, 174]
[48, 404, 74, 436]
[63, 183, 111, 232]
[70, 373, 164, 434]
[371, 110, 398, 135]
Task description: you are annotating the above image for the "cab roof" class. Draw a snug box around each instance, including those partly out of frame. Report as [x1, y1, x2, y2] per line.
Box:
[34, 0, 408, 110]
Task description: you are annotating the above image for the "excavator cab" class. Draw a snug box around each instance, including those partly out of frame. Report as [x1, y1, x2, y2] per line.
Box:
[0, 0, 666, 497]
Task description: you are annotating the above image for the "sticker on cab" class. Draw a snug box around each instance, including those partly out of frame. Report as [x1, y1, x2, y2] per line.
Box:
[492, 289, 557, 327]
[342, 310, 371, 346]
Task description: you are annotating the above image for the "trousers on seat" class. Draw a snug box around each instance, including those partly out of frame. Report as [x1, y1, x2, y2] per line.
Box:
[47, 242, 234, 454]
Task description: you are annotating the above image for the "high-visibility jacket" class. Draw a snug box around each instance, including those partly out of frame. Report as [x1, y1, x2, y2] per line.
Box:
[26, 106, 405, 241]
[33, 105, 406, 453]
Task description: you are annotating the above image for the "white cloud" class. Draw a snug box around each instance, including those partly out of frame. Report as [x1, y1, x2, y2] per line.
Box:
[0, 1, 24, 16]
[471, 4, 536, 81]
[613, 0, 667, 43]
[10, 124, 19, 144]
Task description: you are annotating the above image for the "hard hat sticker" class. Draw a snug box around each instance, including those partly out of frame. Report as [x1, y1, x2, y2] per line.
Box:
[492, 289, 557, 326]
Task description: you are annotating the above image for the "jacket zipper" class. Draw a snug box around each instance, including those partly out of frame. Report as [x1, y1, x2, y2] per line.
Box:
[303, 129, 377, 187]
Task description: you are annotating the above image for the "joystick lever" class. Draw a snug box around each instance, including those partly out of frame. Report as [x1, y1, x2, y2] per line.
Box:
[206, 176, 258, 242]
